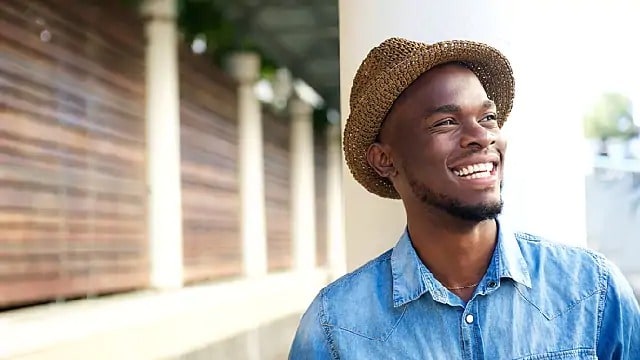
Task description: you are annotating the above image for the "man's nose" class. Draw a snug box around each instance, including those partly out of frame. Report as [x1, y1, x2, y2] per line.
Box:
[459, 122, 496, 149]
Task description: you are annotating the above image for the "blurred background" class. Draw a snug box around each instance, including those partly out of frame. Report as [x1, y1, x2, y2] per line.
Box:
[0, 0, 638, 359]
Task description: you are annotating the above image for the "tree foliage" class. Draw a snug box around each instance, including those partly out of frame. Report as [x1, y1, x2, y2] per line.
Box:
[122, 0, 278, 76]
[122, 0, 331, 126]
[583, 92, 637, 140]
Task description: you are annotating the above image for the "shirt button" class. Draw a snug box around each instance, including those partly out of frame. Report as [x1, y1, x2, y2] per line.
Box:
[488, 281, 497, 288]
[465, 314, 474, 324]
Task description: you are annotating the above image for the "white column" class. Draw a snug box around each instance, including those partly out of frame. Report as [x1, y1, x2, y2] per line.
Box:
[143, 0, 183, 289]
[289, 96, 317, 271]
[326, 122, 346, 280]
[339, 0, 587, 271]
[227, 52, 268, 277]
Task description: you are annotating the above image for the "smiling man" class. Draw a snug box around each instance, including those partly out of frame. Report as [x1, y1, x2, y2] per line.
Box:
[289, 38, 640, 359]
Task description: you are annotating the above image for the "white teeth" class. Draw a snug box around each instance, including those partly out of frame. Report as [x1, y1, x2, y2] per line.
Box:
[452, 162, 495, 177]
[467, 171, 490, 179]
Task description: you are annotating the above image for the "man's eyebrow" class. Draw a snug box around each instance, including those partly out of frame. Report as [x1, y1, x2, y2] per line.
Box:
[424, 104, 461, 118]
[424, 100, 496, 118]
[482, 100, 497, 110]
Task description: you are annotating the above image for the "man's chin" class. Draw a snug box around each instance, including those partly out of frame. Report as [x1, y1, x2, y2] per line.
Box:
[408, 177, 503, 222]
[440, 199, 503, 223]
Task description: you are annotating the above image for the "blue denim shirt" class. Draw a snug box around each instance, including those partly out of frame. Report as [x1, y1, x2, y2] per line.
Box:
[290, 221, 640, 359]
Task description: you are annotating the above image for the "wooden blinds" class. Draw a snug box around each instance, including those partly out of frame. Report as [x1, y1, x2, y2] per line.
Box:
[0, 0, 148, 307]
[263, 112, 292, 271]
[179, 48, 242, 283]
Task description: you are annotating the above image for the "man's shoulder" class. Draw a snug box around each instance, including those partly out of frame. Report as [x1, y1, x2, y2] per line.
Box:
[309, 249, 404, 340]
[511, 231, 611, 316]
[290, 249, 403, 355]
[321, 248, 394, 302]
[513, 231, 607, 270]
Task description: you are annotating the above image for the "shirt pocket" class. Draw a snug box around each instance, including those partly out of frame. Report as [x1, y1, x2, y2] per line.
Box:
[515, 348, 597, 360]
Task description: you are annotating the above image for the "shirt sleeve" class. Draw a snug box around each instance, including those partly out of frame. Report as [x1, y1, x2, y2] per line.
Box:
[597, 259, 640, 359]
[289, 291, 337, 360]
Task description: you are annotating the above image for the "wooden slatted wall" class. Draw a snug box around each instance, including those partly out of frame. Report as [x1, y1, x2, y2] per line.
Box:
[179, 48, 242, 283]
[264, 112, 292, 271]
[0, 0, 148, 308]
[314, 128, 328, 266]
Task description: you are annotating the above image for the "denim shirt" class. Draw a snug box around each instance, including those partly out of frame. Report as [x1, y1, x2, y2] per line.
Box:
[290, 222, 640, 359]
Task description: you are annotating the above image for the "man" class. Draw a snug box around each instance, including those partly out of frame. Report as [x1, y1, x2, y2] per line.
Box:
[289, 37, 640, 359]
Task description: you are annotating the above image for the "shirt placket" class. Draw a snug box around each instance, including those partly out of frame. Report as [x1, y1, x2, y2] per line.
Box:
[460, 299, 483, 360]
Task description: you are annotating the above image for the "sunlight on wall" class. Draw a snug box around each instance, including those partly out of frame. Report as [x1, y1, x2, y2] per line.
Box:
[498, 0, 639, 244]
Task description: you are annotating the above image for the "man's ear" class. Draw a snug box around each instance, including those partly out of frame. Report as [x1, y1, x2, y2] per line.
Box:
[366, 142, 398, 179]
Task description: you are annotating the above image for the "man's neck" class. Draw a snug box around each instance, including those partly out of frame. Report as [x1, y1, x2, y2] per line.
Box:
[406, 209, 498, 292]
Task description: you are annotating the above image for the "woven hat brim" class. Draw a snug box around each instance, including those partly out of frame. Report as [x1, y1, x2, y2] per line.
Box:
[343, 40, 515, 199]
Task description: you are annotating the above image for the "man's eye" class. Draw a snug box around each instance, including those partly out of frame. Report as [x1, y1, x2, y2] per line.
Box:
[435, 119, 455, 127]
[481, 114, 497, 122]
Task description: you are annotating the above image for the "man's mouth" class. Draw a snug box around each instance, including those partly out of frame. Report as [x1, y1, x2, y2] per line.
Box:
[450, 162, 498, 179]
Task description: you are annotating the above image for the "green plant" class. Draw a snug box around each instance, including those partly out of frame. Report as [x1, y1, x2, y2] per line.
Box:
[584, 92, 637, 140]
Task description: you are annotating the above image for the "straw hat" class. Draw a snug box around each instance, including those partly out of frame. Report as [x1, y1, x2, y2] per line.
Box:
[343, 37, 515, 199]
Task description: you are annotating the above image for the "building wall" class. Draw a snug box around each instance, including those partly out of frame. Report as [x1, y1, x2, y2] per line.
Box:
[0, 271, 324, 359]
[0, 0, 328, 304]
[0, 0, 331, 358]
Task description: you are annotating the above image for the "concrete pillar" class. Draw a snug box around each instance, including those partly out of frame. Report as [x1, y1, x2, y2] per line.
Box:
[143, 0, 183, 289]
[339, 0, 587, 271]
[289, 96, 317, 271]
[227, 52, 268, 277]
[325, 122, 346, 280]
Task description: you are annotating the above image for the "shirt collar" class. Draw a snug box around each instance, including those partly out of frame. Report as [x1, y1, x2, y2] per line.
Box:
[493, 221, 532, 289]
[390, 218, 532, 308]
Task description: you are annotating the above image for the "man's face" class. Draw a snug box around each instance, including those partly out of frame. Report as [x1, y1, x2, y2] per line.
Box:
[370, 64, 506, 221]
